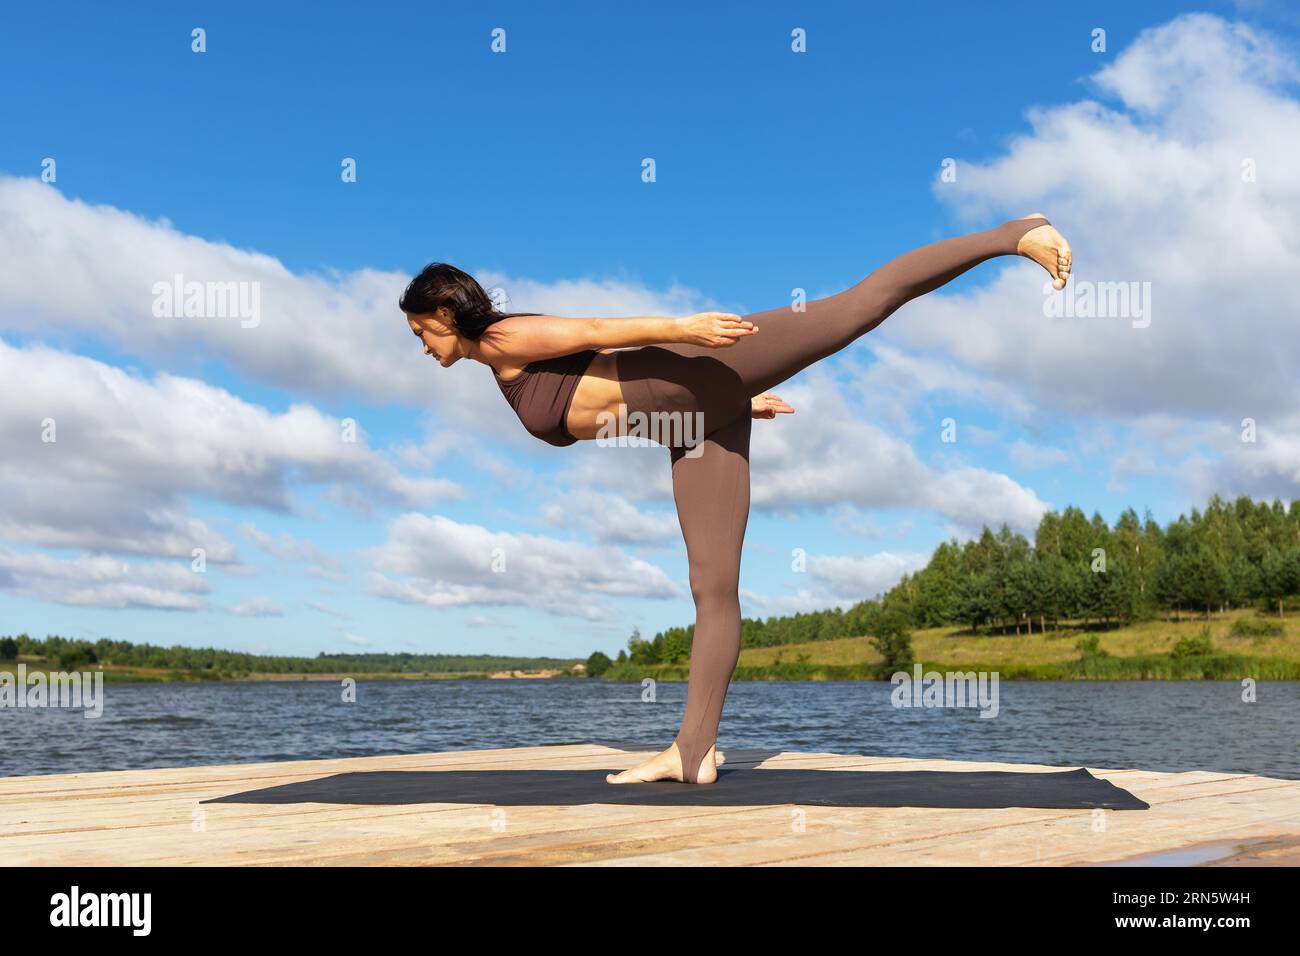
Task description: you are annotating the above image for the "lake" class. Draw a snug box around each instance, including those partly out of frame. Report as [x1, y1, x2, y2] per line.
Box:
[3, 679, 1297, 779]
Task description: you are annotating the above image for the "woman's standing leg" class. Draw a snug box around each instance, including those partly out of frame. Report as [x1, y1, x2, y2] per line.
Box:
[668, 413, 752, 783]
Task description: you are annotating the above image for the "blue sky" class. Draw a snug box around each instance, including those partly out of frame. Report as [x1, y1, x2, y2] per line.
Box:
[2, 1, 1299, 659]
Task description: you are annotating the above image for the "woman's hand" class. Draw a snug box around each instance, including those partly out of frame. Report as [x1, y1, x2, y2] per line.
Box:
[678, 312, 758, 348]
[751, 393, 794, 419]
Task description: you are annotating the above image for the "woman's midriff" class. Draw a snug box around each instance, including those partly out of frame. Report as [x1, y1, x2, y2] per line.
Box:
[565, 348, 746, 441]
[564, 350, 626, 440]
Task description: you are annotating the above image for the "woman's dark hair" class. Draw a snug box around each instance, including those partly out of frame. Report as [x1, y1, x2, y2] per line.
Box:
[399, 263, 510, 340]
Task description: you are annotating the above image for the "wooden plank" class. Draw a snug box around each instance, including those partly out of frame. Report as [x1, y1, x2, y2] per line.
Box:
[1, 745, 1296, 866]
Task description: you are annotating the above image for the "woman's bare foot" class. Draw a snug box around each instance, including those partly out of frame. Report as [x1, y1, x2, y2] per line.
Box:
[1015, 213, 1072, 290]
[605, 742, 720, 784]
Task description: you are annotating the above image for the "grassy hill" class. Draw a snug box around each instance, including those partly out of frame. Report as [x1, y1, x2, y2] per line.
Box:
[600, 609, 1300, 681]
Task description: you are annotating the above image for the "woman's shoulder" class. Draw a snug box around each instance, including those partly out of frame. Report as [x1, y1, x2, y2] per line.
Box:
[480, 315, 540, 383]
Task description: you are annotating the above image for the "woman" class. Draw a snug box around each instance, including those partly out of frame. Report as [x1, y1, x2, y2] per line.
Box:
[400, 215, 1071, 784]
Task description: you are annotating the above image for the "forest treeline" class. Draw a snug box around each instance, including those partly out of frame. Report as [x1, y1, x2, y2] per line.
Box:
[586, 494, 1300, 676]
[0, 634, 576, 677]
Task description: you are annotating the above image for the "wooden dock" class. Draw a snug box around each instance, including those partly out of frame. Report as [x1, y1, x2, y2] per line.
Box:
[3, 745, 1298, 866]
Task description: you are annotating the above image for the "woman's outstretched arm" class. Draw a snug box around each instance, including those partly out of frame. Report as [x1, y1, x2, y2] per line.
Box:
[477, 312, 757, 365]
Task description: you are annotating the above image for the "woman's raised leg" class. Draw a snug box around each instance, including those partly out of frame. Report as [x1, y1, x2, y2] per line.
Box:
[722, 216, 1067, 398]
[615, 216, 1070, 433]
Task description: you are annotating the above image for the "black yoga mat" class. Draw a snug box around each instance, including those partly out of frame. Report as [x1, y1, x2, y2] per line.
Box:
[205, 766, 1149, 810]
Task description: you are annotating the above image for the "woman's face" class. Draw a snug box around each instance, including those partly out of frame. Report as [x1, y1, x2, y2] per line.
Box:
[406, 309, 463, 367]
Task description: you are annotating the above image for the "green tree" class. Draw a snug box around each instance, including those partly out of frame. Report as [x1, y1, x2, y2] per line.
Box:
[626, 627, 658, 664]
[870, 608, 913, 679]
[658, 628, 691, 664]
[1261, 547, 1300, 618]
[1155, 522, 1195, 620]
[954, 570, 995, 632]
[56, 646, 89, 669]
[844, 600, 881, 637]
[1226, 553, 1260, 608]
[585, 651, 612, 677]
[1184, 544, 1228, 617]
[913, 541, 961, 626]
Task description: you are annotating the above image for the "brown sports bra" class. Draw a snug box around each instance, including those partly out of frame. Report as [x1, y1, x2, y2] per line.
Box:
[493, 350, 598, 447]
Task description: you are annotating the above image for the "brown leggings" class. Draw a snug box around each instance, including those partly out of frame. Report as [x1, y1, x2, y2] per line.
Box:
[615, 217, 1049, 782]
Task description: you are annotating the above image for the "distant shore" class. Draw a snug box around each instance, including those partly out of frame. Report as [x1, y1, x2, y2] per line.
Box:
[0, 662, 576, 683]
[4, 610, 1299, 684]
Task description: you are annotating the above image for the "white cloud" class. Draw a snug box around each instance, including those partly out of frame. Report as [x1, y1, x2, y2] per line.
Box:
[465, 614, 515, 629]
[558, 441, 677, 503]
[749, 374, 1050, 534]
[1184, 412, 1300, 503]
[0, 547, 208, 610]
[740, 587, 833, 617]
[808, 550, 929, 600]
[364, 512, 679, 620]
[847, 344, 1034, 433]
[1008, 439, 1070, 471]
[743, 549, 928, 617]
[241, 522, 344, 577]
[304, 599, 349, 620]
[541, 490, 680, 546]
[229, 598, 284, 618]
[743, 548, 935, 616]
[0, 339, 457, 565]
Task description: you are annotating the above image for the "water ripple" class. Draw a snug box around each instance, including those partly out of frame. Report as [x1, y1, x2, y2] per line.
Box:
[0, 679, 1296, 779]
